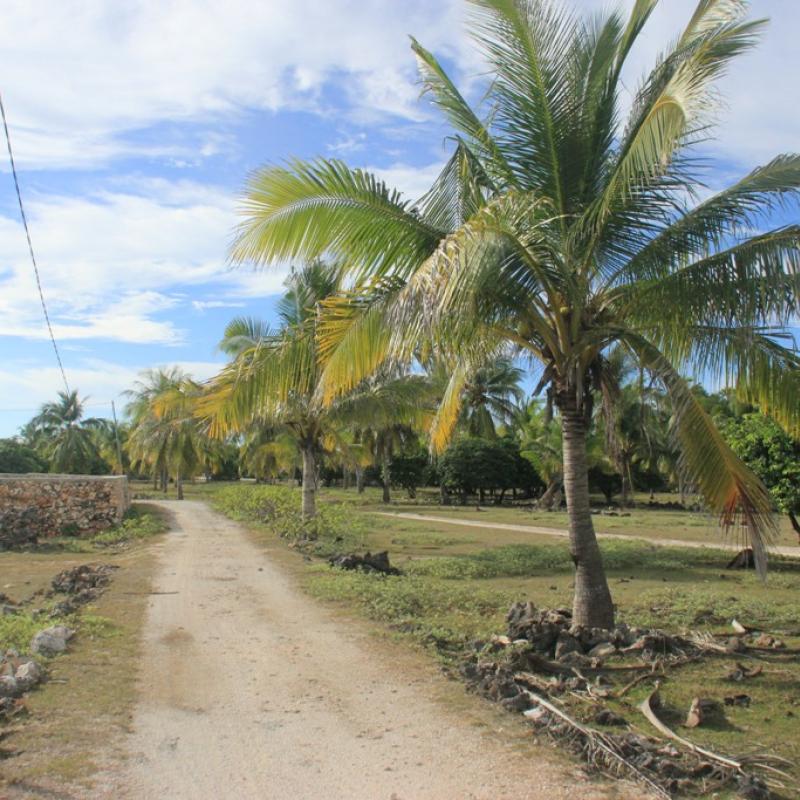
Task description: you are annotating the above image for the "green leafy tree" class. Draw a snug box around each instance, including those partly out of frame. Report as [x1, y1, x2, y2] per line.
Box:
[721, 414, 800, 541]
[228, 0, 800, 626]
[0, 438, 48, 473]
[383, 446, 430, 499]
[440, 436, 540, 504]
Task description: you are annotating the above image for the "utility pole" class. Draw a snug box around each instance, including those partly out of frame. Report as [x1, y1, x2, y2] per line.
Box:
[111, 399, 125, 476]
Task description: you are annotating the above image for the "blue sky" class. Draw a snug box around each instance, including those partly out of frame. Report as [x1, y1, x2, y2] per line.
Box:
[1, 0, 798, 436]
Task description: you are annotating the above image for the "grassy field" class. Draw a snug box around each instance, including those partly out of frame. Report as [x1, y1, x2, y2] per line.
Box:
[204, 482, 800, 797]
[0, 504, 168, 795]
[151, 480, 800, 549]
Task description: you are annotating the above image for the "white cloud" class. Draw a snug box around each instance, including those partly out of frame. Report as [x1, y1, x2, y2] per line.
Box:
[368, 161, 446, 204]
[192, 299, 247, 312]
[0, 0, 466, 169]
[0, 179, 289, 344]
[0, 357, 225, 424]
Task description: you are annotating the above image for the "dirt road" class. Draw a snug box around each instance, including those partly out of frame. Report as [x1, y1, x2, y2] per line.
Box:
[108, 500, 629, 800]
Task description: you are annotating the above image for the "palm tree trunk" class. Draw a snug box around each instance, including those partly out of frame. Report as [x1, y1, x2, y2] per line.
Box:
[560, 403, 615, 629]
[355, 465, 365, 494]
[789, 511, 800, 543]
[301, 445, 317, 519]
[161, 466, 168, 493]
[621, 469, 631, 508]
[176, 471, 184, 500]
[538, 477, 562, 510]
[381, 454, 391, 504]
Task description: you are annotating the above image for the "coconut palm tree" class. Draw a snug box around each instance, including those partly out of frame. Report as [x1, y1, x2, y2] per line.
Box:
[228, 0, 800, 627]
[432, 359, 525, 438]
[126, 368, 184, 491]
[201, 262, 434, 517]
[28, 390, 107, 474]
[126, 368, 209, 499]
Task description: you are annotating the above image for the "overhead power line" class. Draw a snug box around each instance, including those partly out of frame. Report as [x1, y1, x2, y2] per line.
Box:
[0, 90, 70, 395]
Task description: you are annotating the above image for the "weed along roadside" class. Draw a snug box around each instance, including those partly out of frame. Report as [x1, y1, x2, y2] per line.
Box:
[0, 505, 167, 796]
[210, 483, 800, 799]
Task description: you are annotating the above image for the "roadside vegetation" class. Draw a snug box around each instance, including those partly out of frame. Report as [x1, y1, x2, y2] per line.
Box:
[0, 505, 168, 792]
[208, 480, 800, 795]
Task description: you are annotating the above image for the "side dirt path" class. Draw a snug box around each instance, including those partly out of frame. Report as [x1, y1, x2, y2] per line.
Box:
[98, 500, 633, 800]
[374, 511, 800, 558]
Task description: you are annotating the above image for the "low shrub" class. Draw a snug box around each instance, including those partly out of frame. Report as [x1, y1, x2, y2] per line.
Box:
[306, 567, 512, 647]
[212, 484, 365, 555]
[91, 507, 167, 546]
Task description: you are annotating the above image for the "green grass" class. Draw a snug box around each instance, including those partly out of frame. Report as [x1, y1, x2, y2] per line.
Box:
[210, 483, 367, 556]
[0, 610, 63, 653]
[91, 506, 168, 546]
[206, 481, 800, 793]
[29, 504, 169, 554]
[0, 520, 162, 792]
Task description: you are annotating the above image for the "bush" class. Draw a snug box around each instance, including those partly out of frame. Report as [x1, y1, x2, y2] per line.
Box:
[720, 413, 800, 534]
[0, 438, 47, 473]
[211, 484, 365, 555]
[91, 507, 167, 545]
[439, 437, 542, 502]
[389, 452, 430, 498]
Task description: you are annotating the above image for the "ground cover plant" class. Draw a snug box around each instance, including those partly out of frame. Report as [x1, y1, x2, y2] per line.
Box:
[211, 483, 367, 556]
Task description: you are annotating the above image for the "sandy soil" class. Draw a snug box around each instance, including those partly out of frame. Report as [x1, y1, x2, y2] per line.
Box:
[99, 500, 636, 800]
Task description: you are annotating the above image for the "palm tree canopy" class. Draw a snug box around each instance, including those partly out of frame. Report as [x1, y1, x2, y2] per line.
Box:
[29, 390, 107, 474]
[229, 0, 800, 575]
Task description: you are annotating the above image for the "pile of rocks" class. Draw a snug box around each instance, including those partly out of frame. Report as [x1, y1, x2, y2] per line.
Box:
[48, 563, 118, 615]
[505, 601, 691, 666]
[459, 603, 779, 798]
[328, 551, 401, 576]
[0, 650, 44, 721]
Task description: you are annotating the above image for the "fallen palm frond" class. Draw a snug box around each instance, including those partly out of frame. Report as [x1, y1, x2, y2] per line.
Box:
[522, 690, 672, 799]
[638, 687, 795, 794]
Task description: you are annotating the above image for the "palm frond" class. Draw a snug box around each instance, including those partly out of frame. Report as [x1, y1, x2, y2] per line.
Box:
[621, 226, 800, 329]
[619, 155, 800, 283]
[410, 38, 516, 187]
[626, 333, 777, 576]
[589, 4, 764, 229]
[230, 158, 443, 279]
[468, 0, 578, 205]
[219, 316, 273, 356]
[316, 278, 404, 405]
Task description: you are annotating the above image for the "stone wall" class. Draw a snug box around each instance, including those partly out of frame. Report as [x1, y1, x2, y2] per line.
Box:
[0, 474, 130, 547]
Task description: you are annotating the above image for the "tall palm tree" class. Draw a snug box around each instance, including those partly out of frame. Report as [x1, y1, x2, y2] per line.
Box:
[126, 368, 185, 491]
[201, 262, 432, 516]
[598, 347, 672, 506]
[126, 368, 208, 498]
[28, 390, 107, 474]
[200, 262, 340, 518]
[228, 0, 800, 627]
[333, 370, 431, 503]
